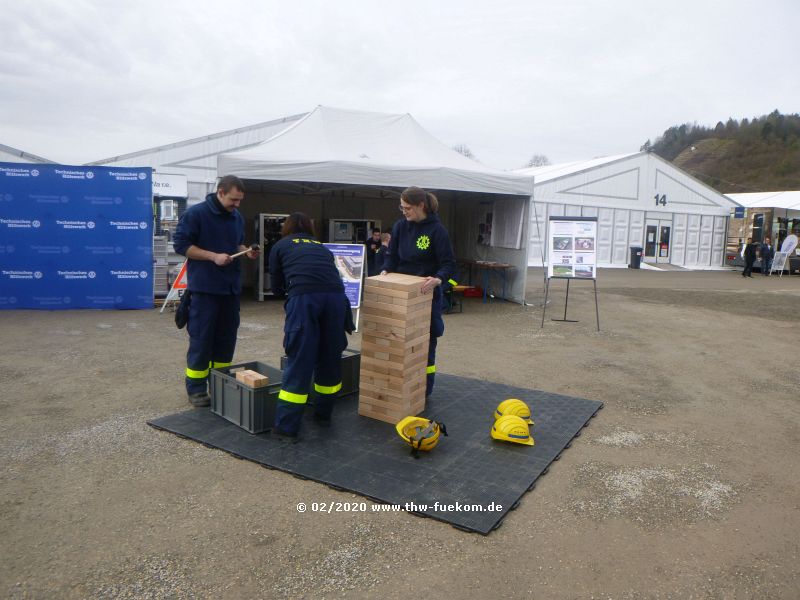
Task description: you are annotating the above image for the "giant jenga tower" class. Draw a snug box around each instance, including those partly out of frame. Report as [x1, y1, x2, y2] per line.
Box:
[358, 273, 432, 423]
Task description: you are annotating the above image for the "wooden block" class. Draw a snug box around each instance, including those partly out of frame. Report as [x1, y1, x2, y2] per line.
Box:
[360, 379, 425, 400]
[361, 300, 430, 319]
[365, 273, 427, 295]
[358, 399, 426, 424]
[359, 356, 407, 378]
[361, 333, 429, 357]
[235, 369, 269, 388]
[358, 311, 409, 329]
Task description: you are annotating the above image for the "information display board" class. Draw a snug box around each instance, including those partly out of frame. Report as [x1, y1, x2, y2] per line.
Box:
[0, 162, 153, 309]
[323, 243, 365, 308]
[771, 251, 789, 274]
[547, 216, 598, 279]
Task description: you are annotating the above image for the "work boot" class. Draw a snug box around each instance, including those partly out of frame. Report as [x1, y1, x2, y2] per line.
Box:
[311, 413, 332, 427]
[188, 392, 210, 407]
[271, 427, 299, 443]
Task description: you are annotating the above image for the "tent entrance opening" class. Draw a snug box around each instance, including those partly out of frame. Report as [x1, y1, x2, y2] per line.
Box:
[644, 220, 671, 264]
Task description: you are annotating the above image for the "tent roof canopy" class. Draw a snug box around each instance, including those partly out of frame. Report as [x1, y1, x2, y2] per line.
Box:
[515, 153, 638, 183]
[218, 106, 533, 196]
[0, 142, 53, 164]
[727, 191, 800, 210]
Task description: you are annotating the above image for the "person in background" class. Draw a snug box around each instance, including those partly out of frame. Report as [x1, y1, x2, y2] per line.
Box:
[743, 237, 757, 278]
[366, 228, 382, 276]
[268, 212, 354, 440]
[759, 236, 774, 276]
[381, 186, 456, 399]
[374, 232, 391, 274]
[172, 175, 260, 407]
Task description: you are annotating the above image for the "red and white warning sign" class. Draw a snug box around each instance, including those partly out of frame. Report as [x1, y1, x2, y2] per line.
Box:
[160, 260, 188, 313]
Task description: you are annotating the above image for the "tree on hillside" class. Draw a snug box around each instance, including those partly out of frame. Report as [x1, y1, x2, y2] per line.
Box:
[523, 154, 551, 168]
[644, 110, 800, 193]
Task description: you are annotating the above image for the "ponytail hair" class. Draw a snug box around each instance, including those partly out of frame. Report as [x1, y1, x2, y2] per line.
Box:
[401, 186, 438, 215]
[281, 212, 316, 237]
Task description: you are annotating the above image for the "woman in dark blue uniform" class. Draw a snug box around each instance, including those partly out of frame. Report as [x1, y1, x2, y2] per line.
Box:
[381, 187, 456, 398]
[269, 213, 353, 439]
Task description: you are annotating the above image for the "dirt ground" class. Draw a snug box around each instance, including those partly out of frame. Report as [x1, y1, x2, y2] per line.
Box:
[2, 267, 799, 599]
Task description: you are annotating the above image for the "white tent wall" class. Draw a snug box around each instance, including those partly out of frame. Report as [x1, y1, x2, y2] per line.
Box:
[0, 143, 52, 164]
[521, 153, 736, 268]
[235, 181, 531, 303]
[87, 113, 306, 204]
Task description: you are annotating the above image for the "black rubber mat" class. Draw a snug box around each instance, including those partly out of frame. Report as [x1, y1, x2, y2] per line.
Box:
[148, 374, 602, 534]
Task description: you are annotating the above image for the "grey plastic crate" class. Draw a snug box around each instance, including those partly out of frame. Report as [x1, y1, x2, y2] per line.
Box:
[210, 362, 282, 434]
[280, 349, 360, 397]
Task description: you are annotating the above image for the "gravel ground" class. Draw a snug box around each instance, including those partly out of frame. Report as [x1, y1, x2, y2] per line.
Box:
[1, 267, 799, 599]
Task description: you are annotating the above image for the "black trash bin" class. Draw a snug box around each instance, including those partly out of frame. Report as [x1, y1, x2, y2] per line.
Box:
[629, 246, 643, 269]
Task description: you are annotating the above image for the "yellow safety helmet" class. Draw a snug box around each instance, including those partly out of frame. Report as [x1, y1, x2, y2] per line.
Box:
[491, 415, 534, 446]
[396, 416, 447, 457]
[494, 398, 534, 425]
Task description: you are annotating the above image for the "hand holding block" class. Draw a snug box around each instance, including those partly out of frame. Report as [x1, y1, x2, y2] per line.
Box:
[236, 369, 269, 388]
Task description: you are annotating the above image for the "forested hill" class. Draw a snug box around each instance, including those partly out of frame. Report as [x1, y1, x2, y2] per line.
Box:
[641, 110, 800, 193]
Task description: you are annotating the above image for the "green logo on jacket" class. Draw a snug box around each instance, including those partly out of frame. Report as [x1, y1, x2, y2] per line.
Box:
[416, 235, 431, 250]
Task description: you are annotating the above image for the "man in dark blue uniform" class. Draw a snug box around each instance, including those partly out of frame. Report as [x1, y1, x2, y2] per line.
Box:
[366, 228, 382, 276]
[382, 186, 456, 399]
[172, 175, 259, 407]
[269, 212, 353, 439]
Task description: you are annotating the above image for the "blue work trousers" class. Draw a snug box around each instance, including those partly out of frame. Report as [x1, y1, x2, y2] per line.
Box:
[275, 292, 348, 434]
[426, 287, 445, 397]
[185, 292, 240, 395]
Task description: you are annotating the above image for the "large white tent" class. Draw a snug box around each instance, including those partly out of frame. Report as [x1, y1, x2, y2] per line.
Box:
[518, 152, 738, 268]
[218, 106, 535, 303]
[88, 113, 307, 202]
[0, 143, 52, 164]
[219, 106, 533, 195]
[727, 191, 800, 210]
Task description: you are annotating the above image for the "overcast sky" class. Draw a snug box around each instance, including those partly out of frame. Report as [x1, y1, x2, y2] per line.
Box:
[1, 0, 797, 169]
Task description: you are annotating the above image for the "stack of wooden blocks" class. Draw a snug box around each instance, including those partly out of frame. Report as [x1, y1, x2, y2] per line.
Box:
[359, 273, 432, 423]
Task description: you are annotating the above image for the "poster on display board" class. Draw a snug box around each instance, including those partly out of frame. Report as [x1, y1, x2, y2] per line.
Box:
[323, 243, 365, 308]
[547, 216, 598, 279]
[0, 162, 153, 309]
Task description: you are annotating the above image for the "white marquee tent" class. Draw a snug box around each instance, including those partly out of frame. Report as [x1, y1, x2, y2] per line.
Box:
[518, 152, 739, 268]
[727, 191, 800, 210]
[218, 106, 536, 303]
[0, 143, 52, 164]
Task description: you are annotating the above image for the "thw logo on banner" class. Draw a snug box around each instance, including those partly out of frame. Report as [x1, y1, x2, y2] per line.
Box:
[160, 261, 187, 313]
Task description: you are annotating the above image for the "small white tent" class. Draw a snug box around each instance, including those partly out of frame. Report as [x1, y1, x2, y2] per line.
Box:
[218, 106, 535, 303]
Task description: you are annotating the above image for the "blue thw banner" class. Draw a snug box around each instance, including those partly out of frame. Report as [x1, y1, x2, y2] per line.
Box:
[0, 162, 153, 309]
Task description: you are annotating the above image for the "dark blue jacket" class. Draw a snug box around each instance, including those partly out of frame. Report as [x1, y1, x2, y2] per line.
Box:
[268, 234, 345, 297]
[374, 245, 389, 274]
[759, 242, 774, 261]
[172, 193, 245, 295]
[383, 214, 456, 283]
